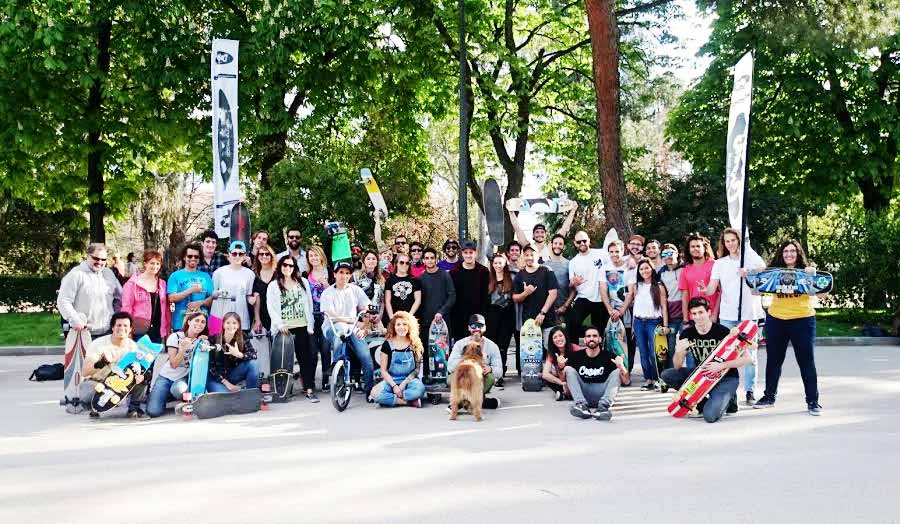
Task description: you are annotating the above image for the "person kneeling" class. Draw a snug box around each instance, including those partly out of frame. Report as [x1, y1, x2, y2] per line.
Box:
[448, 314, 503, 410]
[564, 325, 626, 421]
[81, 312, 147, 419]
[661, 297, 750, 423]
[374, 312, 425, 408]
[207, 312, 260, 393]
[147, 311, 208, 417]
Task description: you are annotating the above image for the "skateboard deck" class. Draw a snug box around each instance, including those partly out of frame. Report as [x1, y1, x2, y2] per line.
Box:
[516, 198, 572, 214]
[483, 178, 504, 247]
[185, 339, 214, 401]
[209, 291, 236, 335]
[654, 326, 669, 392]
[360, 168, 388, 220]
[91, 336, 163, 413]
[745, 268, 833, 296]
[520, 319, 543, 391]
[667, 320, 758, 418]
[229, 201, 251, 246]
[62, 329, 91, 413]
[189, 388, 262, 420]
[270, 331, 295, 402]
[326, 221, 352, 266]
[425, 318, 450, 393]
[604, 319, 628, 370]
[249, 331, 271, 377]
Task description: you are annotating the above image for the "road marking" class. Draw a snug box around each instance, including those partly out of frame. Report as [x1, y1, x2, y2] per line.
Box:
[870, 358, 889, 362]
[497, 423, 541, 432]
[25, 400, 59, 406]
[498, 403, 543, 411]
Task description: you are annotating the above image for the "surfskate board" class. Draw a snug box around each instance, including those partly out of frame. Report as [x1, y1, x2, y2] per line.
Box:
[604, 318, 629, 370]
[667, 320, 758, 418]
[182, 339, 214, 406]
[270, 331, 295, 402]
[483, 178, 504, 248]
[229, 201, 251, 246]
[360, 168, 388, 220]
[520, 319, 544, 392]
[654, 326, 669, 392]
[90, 336, 163, 414]
[61, 328, 91, 413]
[425, 318, 450, 402]
[514, 198, 575, 214]
[249, 330, 271, 377]
[188, 388, 262, 420]
[745, 268, 833, 296]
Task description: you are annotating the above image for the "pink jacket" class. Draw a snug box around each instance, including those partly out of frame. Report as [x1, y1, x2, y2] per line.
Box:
[121, 273, 171, 337]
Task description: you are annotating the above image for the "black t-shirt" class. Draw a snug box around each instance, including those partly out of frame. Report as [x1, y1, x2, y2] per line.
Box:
[386, 274, 421, 316]
[513, 266, 559, 324]
[565, 349, 618, 384]
[252, 276, 273, 330]
[680, 323, 738, 379]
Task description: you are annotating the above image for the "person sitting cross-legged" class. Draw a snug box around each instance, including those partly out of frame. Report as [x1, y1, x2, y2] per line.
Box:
[447, 314, 503, 410]
[373, 311, 426, 408]
[564, 325, 626, 421]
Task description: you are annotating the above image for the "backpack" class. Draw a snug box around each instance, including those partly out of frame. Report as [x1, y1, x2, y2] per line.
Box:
[29, 363, 65, 382]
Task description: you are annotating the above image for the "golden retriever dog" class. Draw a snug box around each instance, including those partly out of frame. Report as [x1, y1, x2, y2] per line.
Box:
[450, 342, 484, 421]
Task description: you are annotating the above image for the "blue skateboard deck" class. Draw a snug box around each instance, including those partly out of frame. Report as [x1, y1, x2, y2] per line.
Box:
[604, 319, 628, 370]
[745, 268, 833, 296]
[186, 339, 213, 401]
[425, 319, 450, 393]
[520, 319, 543, 391]
[91, 336, 163, 413]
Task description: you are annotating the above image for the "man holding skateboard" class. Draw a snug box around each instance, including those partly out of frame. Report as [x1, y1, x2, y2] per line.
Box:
[662, 297, 748, 423]
[58, 243, 123, 338]
[506, 198, 578, 264]
[419, 247, 456, 374]
[513, 244, 558, 345]
[448, 314, 503, 409]
[564, 325, 625, 421]
[81, 312, 146, 418]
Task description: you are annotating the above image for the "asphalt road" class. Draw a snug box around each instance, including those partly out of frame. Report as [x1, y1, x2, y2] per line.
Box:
[1, 346, 898, 524]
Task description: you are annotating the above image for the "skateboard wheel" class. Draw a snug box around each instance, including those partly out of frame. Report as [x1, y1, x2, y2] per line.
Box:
[111, 394, 121, 404]
[94, 383, 105, 393]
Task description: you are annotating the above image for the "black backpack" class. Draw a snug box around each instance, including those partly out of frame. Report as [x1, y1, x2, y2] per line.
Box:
[29, 363, 64, 382]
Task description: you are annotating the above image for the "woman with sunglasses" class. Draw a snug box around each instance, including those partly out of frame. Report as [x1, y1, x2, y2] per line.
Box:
[121, 249, 170, 343]
[267, 255, 318, 401]
[303, 246, 335, 390]
[409, 241, 426, 278]
[147, 310, 208, 417]
[385, 253, 422, 320]
[251, 244, 277, 336]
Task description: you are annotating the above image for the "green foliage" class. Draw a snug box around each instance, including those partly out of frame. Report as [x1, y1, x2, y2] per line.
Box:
[0, 276, 59, 312]
[0, 197, 86, 276]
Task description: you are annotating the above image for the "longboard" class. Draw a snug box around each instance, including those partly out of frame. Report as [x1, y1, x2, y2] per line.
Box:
[654, 326, 669, 392]
[667, 320, 758, 418]
[189, 388, 262, 420]
[516, 198, 573, 214]
[745, 268, 833, 296]
[184, 339, 214, 403]
[62, 329, 91, 413]
[520, 319, 543, 391]
[270, 331, 295, 402]
[229, 201, 251, 246]
[91, 336, 163, 414]
[425, 318, 450, 394]
[604, 319, 628, 370]
[249, 331, 271, 377]
[360, 168, 388, 220]
[483, 178, 504, 247]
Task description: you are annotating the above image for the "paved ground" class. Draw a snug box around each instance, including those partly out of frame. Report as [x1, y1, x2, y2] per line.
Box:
[1, 346, 898, 524]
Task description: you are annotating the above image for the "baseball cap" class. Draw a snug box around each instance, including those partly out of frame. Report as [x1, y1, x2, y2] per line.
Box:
[460, 240, 477, 251]
[522, 243, 536, 253]
[228, 240, 247, 252]
[533, 224, 547, 233]
[334, 260, 353, 272]
[468, 314, 486, 328]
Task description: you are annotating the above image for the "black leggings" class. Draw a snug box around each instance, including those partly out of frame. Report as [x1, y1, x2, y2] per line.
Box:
[485, 304, 516, 374]
[290, 327, 315, 392]
[568, 298, 609, 343]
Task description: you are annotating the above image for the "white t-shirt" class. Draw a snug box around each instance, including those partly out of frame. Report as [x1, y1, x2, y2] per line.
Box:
[711, 252, 765, 321]
[211, 265, 256, 328]
[158, 332, 193, 381]
[632, 282, 662, 319]
[320, 284, 371, 331]
[568, 249, 606, 302]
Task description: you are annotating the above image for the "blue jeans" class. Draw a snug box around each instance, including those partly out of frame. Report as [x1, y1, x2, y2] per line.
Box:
[206, 359, 260, 393]
[147, 375, 189, 417]
[764, 314, 818, 404]
[374, 349, 425, 406]
[661, 367, 739, 423]
[666, 319, 683, 365]
[325, 327, 374, 393]
[632, 317, 661, 381]
[720, 319, 759, 393]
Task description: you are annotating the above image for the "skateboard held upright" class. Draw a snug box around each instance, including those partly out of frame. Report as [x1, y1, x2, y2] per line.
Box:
[519, 319, 544, 392]
[62, 328, 91, 414]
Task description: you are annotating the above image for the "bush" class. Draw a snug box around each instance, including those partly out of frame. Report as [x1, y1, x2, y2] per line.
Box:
[0, 276, 59, 313]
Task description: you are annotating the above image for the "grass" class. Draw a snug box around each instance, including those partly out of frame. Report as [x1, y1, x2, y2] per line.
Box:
[0, 312, 63, 346]
[815, 308, 894, 337]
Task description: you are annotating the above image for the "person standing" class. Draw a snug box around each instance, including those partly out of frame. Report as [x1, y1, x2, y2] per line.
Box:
[564, 326, 626, 421]
[251, 244, 278, 336]
[248, 230, 270, 268]
[600, 240, 636, 376]
[198, 230, 228, 276]
[645, 239, 664, 271]
[408, 241, 426, 278]
[121, 250, 171, 344]
[438, 239, 461, 272]
[485, 253, 515, 387]
[678, 232, 719, 322]
[167, 243, 214, 333]
[211, 241, 257, 333]
[753, 240, 826, 416]
[512, 244, 558, 344]
[449, 240, 490, 342]
[505, 241, 524, 273]
[544, 234, 574, 327]
[657, 243, 685, 364]
[703, 228, 765, 404]
[304, 245, 334, 390]
[277, 228, 309, 274]
[109, 254, 127, 285]
[567, 231, 608, 343]
[58, 243, 123, 338]
[506, 199, 578, 264]
[627, 259, 669, 390]
[385, 253, 422, 319]
[125, 252, 138, 279]
[353, 250, 387, 318]
[418, 247, 456, 376]
[267, 255, 317, 401]
[625, 234, 645, 269]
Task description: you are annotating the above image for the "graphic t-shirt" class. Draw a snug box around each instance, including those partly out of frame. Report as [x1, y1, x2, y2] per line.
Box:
[658, 265, 683, 321]
[679, 323, 738, 379]
[568, 249, 605, 302]
[601, 261, 635, 326]
[678, 260, 719, 320]
[543, 257, 570, 309]
[280, 285, 309, 329]
[565, 349, 619, 384]
[352, 272, 385, 316]
[387, 274, 421, 316]
[307, 273, 330, 316]
[167, 269, 214, 331]
[85, 335, 136, 381]
[159, 332, 194, 381]
[211, 266, 256, 328]
[513, 266, 559, 326]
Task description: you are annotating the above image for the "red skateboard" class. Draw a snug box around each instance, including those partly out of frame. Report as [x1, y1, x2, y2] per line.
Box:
[667, 320, 758, 418]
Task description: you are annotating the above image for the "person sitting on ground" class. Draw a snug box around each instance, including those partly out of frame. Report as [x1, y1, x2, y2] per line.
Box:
[147, 311, 209, 417]
[81, 312, 146, 418]
[207, 312, 260, 393]
[542, 325, 581, 401]
[373, 311, 426, 408]
[448, 314, 502, 410]
[564, 325, 626, 421]
[661, 297, 749, 423]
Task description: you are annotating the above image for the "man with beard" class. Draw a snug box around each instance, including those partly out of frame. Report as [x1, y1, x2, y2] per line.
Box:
[645, 239, 663, 271]
[448, 314, 503, 409]
[277, 227, 309, 274]
[505, 241, 524, 273]
[506, 199, 578, 264]
[564, 326, 625, 421]
[58, 243, 123, 338]
[167, 243, 215, 331]
[438, 239, 461, 272]
[625, 234, 645, 269]
[449, 241, 490, 342]
[567, 231, 608, 343]
[544, 234, 574, 326]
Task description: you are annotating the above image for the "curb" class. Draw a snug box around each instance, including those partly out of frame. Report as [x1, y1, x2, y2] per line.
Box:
[0, 346, 66, 356]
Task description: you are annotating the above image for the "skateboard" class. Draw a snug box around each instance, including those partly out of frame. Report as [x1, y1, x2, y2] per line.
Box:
[519, 319, 544, 392]
[182, 339, 215, 407]
[360, 167, 388, 220]
[91, 336, 163, 414]
[483, 178, 504, 247]
[745, 268, 833, 296]
[425, 318, 450, 402]
[249, 330, 271, 377]
[654, 326, 670, 392]
[209, 291, 236, 335]
[187, 388, 262, 420]
[667, 320, 759, 418]
[604, 318, 629, 370]
[61, 328, 91, 413]
[229, 201, 251, 246]
[217, 89, 235, 188]
[514, 198, 573, 214]
[326, 221, 352, 266]
[270, 331, 295, 402]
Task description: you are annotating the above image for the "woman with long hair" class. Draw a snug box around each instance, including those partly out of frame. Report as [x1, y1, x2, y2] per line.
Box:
[542, 325, 580, 401]
[628, 258, 669, 390]
[267, 254, 317, 401]
[147, 311, 209, 417]
[251, 243, 278, 335]
[303, 245, 335, 390]
[754, 240, 826, 415]
[207, 312, 259, 392]
[121, 249, 170, 343]
[485, 253, 516, 387]
[372, 311, 425, 407]
[385, 252, 422, 319]
[352, 249, 386, 318]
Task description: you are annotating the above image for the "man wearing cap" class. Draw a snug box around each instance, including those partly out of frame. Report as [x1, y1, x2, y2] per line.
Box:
[211, 240, 258, 331]
[506, 199, 578, 264]
[513, 244, 559, 347]
[448, 314, 503, 409]
[450, 240, 490, 342]
[277, 227, 309, 274]
[438, 239, 461, 272]
[321, 260, 376, 398]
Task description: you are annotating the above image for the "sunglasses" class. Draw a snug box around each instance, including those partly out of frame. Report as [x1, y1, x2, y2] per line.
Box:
[259, 252, 272, 258]
[230, 251, 245, 257]
[90, 255, 107, 262]
[395, 241, 407, 245]
[410, 248, 422, 253]
[468, 323, 485, 330]
[185, 254, 200, 260]
[397, 260, 410, 265]
[282, 263, 295, 268]
[287, 235, 301, 240]
[574, 239, 588, 245]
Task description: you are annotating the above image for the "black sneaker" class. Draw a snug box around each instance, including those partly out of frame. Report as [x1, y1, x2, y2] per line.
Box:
[482, 397, 500, 409]
[640, 382, 655, 391]
[495, 377, 505, 389]
[127, 407, 145, 419]
[592, 406, 612, 421]
[753, 395, 775, 409]
[807, 402, 822, 416]
[89, 411, 100, 419]
[305, 391, 320, 403]
[726, 394, 739, 414]
[569, 401, 591, 419]
[429, 394, 441, 405]
[745, 391, 756, 405]
[554, 390, 564, 402]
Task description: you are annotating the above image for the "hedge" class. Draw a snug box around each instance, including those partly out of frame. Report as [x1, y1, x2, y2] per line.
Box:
[0, 276, 59, 313]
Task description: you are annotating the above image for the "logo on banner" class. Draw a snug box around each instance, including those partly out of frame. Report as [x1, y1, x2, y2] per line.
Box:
[215, 51, 234, 64]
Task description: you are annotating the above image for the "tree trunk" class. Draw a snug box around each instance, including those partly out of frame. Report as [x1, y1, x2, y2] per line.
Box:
[585, 0, 632, 237]
[86, 17, 113, 243]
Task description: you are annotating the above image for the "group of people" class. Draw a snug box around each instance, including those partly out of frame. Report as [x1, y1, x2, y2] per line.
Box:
[57, 203, 826, 421]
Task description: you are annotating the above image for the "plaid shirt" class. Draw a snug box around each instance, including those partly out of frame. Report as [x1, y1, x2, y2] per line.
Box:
[198, 252, 228, 276]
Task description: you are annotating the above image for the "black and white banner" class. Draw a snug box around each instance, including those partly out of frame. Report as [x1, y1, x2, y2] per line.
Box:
[212, 38, 240, 237]
[725, 52, 753, 237]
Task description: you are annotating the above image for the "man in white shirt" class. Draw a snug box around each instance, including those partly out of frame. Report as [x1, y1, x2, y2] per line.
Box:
[320, 261, 374, 397]
[567, 230, 608, 343]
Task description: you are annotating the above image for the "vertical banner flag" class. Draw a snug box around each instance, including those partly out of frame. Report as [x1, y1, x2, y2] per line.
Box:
[212, 39, 240, 238]
[725, 52, 753, 237]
